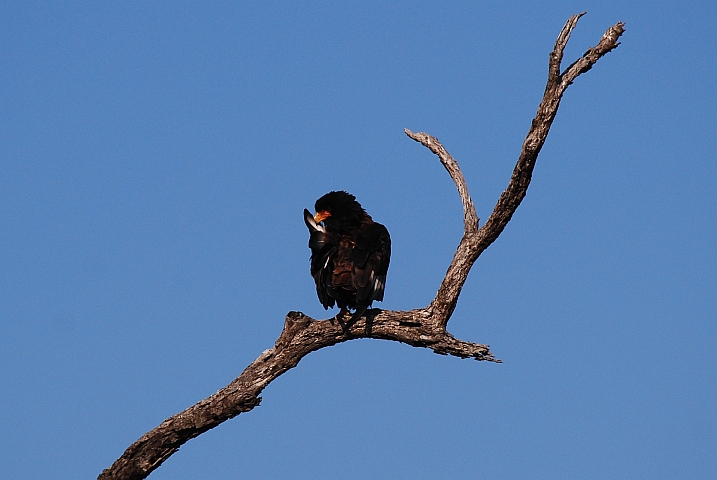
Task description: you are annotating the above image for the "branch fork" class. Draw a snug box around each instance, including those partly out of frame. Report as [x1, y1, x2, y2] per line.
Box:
[99, 13, 624, 480]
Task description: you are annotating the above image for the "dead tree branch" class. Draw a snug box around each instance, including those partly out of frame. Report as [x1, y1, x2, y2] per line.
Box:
[99, 13, 624, 480]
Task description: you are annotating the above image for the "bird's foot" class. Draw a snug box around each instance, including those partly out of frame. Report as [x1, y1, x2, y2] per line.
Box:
[334, 308, 354, 333]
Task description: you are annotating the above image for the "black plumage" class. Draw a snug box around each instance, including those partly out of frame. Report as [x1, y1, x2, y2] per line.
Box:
[304, 191, 391, 322]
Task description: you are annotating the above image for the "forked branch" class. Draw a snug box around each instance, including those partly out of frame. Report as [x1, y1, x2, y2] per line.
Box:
[99, 13, 624, 480]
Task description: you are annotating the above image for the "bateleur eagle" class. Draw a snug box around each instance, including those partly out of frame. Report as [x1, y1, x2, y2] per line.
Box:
[304, 191, 391, 323]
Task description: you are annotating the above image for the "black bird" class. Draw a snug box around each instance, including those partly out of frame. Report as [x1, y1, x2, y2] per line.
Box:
[304, 191, 391, 325]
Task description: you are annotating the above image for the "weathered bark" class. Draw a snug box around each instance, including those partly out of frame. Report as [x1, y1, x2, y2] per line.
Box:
[99, 13, 624, 480]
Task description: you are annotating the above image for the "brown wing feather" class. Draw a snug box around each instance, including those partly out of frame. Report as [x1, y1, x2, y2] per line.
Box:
[352, 221, 391, 304]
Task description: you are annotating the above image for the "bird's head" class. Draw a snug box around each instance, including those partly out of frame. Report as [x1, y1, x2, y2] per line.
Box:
[313, 191, 367, 233]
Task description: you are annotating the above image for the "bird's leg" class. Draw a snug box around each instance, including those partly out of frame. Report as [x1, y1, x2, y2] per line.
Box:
[334, 307, 352, 332]
[343, 305, 368, 332]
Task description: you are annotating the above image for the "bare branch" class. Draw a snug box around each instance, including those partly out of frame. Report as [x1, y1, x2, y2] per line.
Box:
[479, 16, 623, 253]
[404, 129, 479, 236]
[403, 14, 623, 329]
[548, 12, 586, 84]
[561, 21, 625, 89]
[99, 13, 623, 480]
[99, 310, 497, 480]
[403, 131, 482, 323]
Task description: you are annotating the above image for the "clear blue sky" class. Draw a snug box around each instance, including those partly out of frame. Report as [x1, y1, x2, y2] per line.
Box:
[1, 1, 715, 479]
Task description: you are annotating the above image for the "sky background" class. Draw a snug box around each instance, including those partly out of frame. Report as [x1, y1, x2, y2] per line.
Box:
[1, 1, 715, 479]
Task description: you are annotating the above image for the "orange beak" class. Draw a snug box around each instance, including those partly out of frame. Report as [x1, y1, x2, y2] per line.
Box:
[313, 210, 331, 223]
